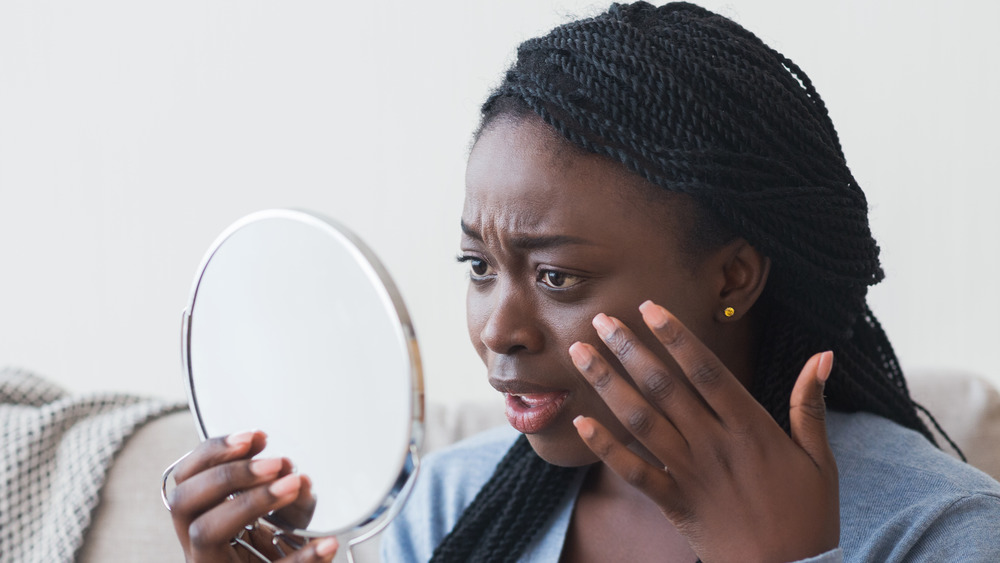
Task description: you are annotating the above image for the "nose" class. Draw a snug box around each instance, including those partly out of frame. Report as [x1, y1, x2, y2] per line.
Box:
[478, 283, 545, 355]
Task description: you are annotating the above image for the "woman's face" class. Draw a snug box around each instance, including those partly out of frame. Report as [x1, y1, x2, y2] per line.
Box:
[461, 116, 726, 467]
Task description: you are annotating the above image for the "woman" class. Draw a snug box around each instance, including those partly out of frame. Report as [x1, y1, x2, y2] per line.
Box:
[169, 3, 1000, 562]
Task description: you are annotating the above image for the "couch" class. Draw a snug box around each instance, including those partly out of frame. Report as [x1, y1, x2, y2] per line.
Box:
[78, 370, 1000, 562]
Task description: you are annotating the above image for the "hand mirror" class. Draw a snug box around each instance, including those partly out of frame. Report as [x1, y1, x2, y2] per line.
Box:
[172, 209, 423, 560]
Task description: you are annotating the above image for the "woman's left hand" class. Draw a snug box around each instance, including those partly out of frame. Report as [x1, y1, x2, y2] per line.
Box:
[569, 300, 839, 563]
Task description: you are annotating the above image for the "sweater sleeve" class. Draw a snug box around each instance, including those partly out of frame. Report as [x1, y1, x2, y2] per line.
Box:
[901, 493, 1000, 561]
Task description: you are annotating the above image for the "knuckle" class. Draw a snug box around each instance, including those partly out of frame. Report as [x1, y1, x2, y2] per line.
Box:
[607, 329, 636, 359]
[688, 362, 723, 388]
[644, 369, 676, 403]
[187, 520, 212, 550]
[793, 400, 827, 424]
[591, 367, 615, 391]
[626, 407, 655, 437]
[727, 421, 756, 445]
[624, 465, 651, 489]
[594, 438, 615, 459]
[711, 445, 734, 475]
[659, 323, 683, 347]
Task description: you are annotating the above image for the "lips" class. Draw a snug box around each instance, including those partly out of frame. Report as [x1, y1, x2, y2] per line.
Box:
[504, 391, 569, 434]
[491, 378, 569, 434]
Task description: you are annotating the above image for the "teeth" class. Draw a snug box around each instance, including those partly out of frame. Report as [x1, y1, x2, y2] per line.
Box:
[512, 393, 551, 407]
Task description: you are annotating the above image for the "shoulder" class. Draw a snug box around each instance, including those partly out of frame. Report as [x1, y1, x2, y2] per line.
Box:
[828, 410, 1000, 497]
[381, 425, 519, 563]
[827, 411, 1000, 561]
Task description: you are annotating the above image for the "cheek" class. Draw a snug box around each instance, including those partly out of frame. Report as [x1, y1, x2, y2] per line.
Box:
[546, 307, 597, 348]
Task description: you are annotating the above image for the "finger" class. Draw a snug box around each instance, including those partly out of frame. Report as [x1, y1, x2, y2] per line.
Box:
[187, 474, 304, 553]
[591, 312, 716, 434]
[573, 415, 678, 510]
[169, 456, 289, 520]
[789, 351, 835, 468]
[277, 537, 339, 563]
[569, 341, 690, 461]
[639, 301, 758, 421]
[270, 474, 317, 529]
[174, 430, 268, 484]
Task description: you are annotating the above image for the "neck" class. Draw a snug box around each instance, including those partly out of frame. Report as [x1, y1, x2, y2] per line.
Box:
[713, 314, 760, 390]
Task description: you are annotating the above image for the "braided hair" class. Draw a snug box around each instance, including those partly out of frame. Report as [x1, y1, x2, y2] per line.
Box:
[431, 3, 955, 561]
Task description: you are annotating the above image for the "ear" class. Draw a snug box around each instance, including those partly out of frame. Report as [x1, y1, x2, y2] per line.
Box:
[713, 239, 770, 323]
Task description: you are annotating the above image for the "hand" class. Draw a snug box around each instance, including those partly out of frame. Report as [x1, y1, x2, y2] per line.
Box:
[268, 474, 318, 532]
[568, 301, 839, 563]
[168, 430, 338, 562]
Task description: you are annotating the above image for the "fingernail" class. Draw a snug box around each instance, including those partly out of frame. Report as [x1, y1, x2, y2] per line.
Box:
[568, 342, 592, 369]
[250, 458, 283, 477]
[817, 351, 834, 383]
[573, 415, 595, 439]
[639, 301, 668, 328]
[226, 430, 257, 447]
[269, 474, 301, 497]
[592, 313, 616, 339]
[316, 537, 338, 557]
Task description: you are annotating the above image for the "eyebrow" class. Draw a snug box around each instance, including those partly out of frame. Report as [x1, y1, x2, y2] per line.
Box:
[460, 220, 594, 250]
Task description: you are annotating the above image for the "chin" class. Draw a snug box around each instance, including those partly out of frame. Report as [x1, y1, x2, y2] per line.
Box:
[524, 429, 600, 467]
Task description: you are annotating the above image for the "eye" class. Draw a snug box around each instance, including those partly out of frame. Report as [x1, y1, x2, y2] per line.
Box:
[538, 269, 583, 289]
[469, 259, 490, 276]
[457, 255, 495, 280]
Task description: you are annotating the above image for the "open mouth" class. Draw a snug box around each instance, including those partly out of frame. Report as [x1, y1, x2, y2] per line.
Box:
[504, 391, 569, 434]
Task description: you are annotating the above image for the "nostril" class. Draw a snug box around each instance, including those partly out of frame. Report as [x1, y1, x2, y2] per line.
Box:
[480, 327, 537, 356]
[477, 294, 544, 354]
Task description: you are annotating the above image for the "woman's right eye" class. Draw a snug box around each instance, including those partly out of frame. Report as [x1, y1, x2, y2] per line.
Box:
[469, 259, 489, 276]
[457, 255, 495, 280]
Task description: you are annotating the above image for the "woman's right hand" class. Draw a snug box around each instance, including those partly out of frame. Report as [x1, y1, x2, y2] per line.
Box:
[168, 430, 338, 563]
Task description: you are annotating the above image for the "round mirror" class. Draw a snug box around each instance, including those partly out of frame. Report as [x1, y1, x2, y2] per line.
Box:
[180, 209, 423, 541]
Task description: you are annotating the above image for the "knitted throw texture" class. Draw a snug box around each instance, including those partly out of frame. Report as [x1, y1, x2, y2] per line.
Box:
[0, 368, 183, 563]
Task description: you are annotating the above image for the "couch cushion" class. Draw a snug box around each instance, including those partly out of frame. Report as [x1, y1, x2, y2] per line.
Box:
[907, 369, 1000, 481]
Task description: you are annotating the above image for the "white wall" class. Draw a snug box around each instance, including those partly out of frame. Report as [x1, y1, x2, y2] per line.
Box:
[2, 0, 998, 406]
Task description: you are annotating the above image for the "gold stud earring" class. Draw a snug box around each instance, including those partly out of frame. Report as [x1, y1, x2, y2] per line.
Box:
[724, 306, 735, 318]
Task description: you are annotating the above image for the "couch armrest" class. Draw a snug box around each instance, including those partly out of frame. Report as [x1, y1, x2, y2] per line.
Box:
[78, 410, 198, 563]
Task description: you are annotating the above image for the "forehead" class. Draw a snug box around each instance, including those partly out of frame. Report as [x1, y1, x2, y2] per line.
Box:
[463, 116, 688, 242]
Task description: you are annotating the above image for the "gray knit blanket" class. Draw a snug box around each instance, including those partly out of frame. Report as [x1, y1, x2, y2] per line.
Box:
[0, 368, 184, 563]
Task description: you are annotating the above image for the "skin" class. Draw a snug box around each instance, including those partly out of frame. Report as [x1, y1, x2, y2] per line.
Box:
[462, 116, 840, 562]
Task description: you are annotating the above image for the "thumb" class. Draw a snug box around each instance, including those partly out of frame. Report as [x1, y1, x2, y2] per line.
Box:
[789, 351, 835, 467]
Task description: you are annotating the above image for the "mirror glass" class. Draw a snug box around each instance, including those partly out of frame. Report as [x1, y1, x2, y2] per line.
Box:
[181, 209, 423, 537]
